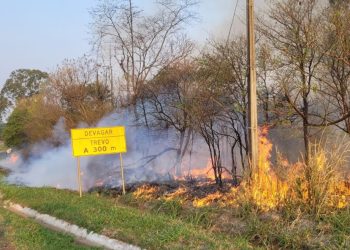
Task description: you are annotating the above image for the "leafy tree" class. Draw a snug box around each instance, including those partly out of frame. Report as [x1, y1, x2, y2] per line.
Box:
[0, 69, 48, 121]
[47, 58, 113, 128]
[1, 93, 63, 148]
[19, 94, 63, 144]
[2, 107, 29, 147]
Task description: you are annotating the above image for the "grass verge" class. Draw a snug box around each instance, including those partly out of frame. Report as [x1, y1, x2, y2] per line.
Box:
[0, 181, 252, 249]
[112, 189, 350, 249]
[0, 207, 99, 250]
[2, 172, 349, 249]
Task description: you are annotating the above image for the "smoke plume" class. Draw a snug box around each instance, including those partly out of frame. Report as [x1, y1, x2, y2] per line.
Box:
[0, 111, 210, 191]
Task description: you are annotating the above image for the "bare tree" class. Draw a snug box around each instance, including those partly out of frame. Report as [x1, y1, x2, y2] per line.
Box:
[194, 37, 254, 185]
[143, 61, 196, 176]
[90, 0, 196, 113]
[189, 78, 224, 185]
[318, 3, 350, 133]
[256, 43, 290, 126]
[259, 0, 330, 165]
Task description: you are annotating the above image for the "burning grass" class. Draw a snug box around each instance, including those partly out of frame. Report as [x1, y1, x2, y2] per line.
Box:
[1, 127, 350, 248]
[97, 128, 350, 216]
[2, 170, 350, 248]
[98, 179, 350, 249]
[89, 129, 350, 248]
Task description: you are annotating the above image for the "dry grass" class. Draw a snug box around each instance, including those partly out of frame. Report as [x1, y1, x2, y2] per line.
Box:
[109, 135, 350, 248]
[283, 136, 350, 217]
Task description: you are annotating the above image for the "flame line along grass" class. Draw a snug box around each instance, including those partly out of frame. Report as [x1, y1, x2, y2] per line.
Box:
[2, 171, 350, 249]
[237, 127, 350, 212]
[131, 127, 350, 213]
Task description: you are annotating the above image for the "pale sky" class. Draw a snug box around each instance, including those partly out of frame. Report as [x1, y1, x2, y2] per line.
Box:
[0, 0, 266, 86]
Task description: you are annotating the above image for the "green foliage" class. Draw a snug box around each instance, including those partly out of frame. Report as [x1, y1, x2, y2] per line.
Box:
[0, 69, 48, 120]
[2, 107, 29, 147]
[183, 207, 213, 228]
[0, 208, 99, 250]
[323, 208, 350, 247]
[0, 122, 6, 140]
[153, 199, 183, 218]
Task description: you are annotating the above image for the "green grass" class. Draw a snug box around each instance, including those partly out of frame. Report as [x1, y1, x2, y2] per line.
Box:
[116, 194, 217, 229]
[323, 209, 350, 248]
[0, 181, 252, 250]
[0, 207, 99, 250]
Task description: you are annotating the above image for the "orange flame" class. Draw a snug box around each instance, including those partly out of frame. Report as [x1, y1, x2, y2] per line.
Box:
[245, 126, 288, 210]
[177, 158, 231, 181]
[189, 160, 216, 180]
[111, 125, 350, 212]
[134, 185, 161, 200]
[9, 153, 19, 164]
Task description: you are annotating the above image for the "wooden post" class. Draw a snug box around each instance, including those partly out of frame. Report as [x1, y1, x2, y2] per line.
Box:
[119, 153, 126, 195]
[77, 157, 82, 197]
[247, 0, 259, 176]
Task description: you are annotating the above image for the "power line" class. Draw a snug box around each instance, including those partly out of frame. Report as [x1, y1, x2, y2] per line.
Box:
[210, 0, 240, 94]
[225, 0, 239, 47]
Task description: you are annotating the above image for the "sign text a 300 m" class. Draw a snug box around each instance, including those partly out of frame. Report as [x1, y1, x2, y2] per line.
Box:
[71, 126, 127, 157]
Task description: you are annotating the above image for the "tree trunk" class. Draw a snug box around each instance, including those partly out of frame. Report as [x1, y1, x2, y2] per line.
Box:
[174, 130, 185, 176]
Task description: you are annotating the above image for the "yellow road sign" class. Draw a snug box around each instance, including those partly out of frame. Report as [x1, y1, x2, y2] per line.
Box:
[71, 126, 127, 157]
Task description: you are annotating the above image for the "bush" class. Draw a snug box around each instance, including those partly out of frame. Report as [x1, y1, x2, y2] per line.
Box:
[2, 107, 29, 147]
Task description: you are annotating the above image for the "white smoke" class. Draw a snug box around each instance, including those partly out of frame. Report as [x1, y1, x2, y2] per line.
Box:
[0, 110, 211, 191]
[0, 109, 314, 191]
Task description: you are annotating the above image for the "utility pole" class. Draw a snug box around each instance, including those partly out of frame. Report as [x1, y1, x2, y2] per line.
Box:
[247, 0, 258, 175]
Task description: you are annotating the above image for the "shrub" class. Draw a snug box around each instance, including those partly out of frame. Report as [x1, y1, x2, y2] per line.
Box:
[2, 107, 29, 147]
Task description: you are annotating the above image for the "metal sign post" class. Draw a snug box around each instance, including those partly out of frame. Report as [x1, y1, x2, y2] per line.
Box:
[77, 157, 82, 197]
[119, 153, 126, 195]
